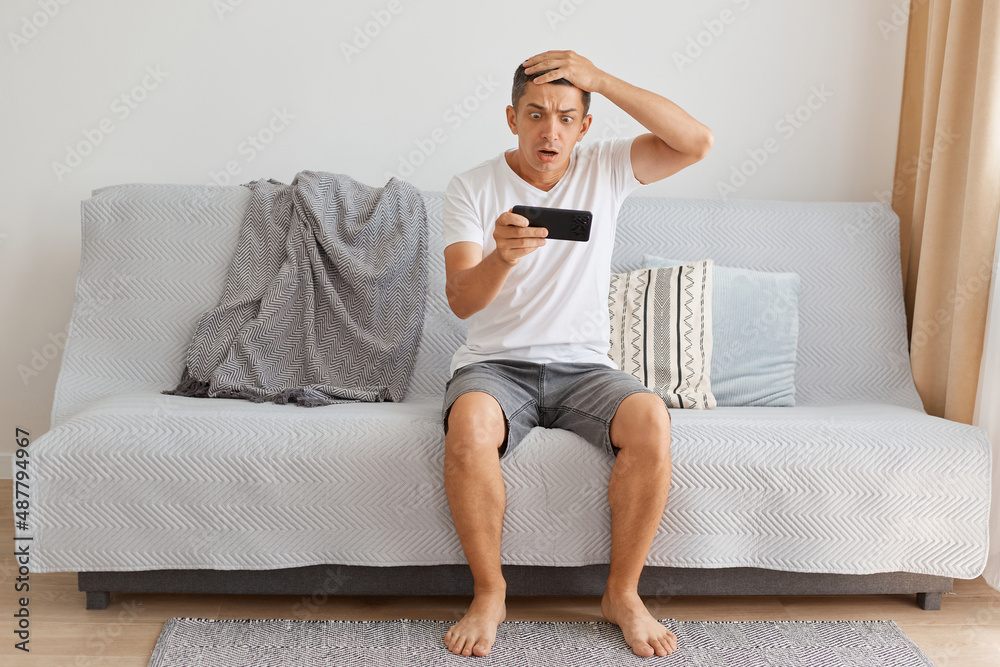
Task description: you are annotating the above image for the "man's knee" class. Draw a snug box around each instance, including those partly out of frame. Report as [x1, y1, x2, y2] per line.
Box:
[445, 391, 508, 458]
[610, 392, 671, 461]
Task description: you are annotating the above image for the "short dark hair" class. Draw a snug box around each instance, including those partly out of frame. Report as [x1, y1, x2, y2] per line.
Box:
[511, 62, 591, 116]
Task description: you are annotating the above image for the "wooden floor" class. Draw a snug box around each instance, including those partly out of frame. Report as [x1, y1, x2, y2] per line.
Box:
[3, 480, 999, 666]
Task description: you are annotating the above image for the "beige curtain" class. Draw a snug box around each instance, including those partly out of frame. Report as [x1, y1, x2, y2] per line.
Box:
[977, 221, 1000, 592]
[893, 0, 1000, 425]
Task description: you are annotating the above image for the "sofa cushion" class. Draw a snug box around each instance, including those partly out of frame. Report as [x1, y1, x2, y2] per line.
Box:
[606, 197, 924, 411]
[26, 392, 990, 578]
[52, 188, 924, 427]
[644, 255, 799, 407]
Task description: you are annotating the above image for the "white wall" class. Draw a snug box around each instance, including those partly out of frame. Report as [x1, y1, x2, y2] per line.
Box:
[0, 0, 909, 475]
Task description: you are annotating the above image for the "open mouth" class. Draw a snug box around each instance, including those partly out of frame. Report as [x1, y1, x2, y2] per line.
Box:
[538, 149, 558, 158]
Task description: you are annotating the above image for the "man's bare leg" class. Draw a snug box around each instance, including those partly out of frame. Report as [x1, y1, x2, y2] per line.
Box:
[601, 392, 677, 658]
[442, 391, 509, 657]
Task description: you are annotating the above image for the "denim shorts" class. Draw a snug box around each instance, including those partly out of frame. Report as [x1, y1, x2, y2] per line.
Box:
[441, 358, 659, 459]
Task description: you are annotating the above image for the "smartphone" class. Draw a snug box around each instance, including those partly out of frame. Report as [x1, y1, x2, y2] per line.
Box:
[512, 205, 592, 242]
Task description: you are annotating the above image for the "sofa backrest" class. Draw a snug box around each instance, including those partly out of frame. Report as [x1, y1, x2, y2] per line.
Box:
[51, 184, 923, 427]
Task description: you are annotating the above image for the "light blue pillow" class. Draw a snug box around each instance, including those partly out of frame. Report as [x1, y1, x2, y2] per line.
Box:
[644, 255, 800, 407]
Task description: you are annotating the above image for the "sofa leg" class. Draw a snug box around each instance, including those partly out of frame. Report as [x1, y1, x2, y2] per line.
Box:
[916, 592, 942, 610]
[86, 590, 111, 610]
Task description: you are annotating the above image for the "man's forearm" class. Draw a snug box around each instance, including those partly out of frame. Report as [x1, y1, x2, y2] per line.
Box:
[446, 250, 514, 320]
[594, 73, 712, 157]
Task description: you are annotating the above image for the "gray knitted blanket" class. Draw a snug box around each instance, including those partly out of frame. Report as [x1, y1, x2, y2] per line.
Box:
[164, 171, 427, 406]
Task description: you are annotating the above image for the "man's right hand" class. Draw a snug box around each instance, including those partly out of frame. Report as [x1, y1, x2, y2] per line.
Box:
[493, 208, 548, 266]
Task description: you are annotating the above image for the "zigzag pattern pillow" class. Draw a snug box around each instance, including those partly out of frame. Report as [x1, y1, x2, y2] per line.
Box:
[608, 259, 716, 409]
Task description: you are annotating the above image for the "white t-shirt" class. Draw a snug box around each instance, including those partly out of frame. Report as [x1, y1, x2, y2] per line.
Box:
[442, 136, 645, 378]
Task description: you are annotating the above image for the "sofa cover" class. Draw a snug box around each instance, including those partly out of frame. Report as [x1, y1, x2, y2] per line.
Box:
[19, 185, 991, 581]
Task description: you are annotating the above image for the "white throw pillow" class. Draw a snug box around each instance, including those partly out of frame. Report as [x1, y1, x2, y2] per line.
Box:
[644, 255, 799, 407]
[608, 259, 716, 409]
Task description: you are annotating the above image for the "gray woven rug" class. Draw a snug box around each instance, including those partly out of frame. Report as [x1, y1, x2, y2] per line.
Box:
[148, 617, 935, 666]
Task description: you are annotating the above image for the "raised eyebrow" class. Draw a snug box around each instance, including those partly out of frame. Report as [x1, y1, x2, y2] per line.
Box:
[525, 103, 578, 114]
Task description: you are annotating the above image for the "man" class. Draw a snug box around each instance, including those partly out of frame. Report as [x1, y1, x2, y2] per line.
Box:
[440, 50, 713, 659]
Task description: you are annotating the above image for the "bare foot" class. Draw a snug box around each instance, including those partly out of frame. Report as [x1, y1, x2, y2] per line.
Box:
[444, 588, 507, 657]
[601, 589, 677, 657]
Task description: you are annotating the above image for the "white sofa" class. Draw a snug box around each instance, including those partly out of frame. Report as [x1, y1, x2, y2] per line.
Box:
[19, 184, 991, 611]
